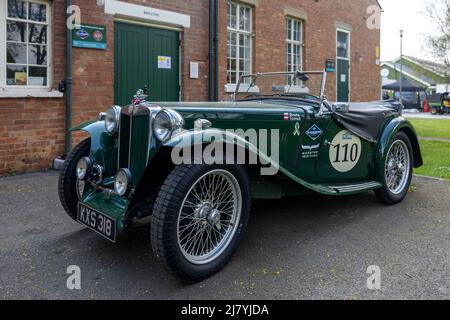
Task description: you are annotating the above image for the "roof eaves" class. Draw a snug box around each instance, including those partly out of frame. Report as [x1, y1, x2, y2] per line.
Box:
[381, 62, 432, 87]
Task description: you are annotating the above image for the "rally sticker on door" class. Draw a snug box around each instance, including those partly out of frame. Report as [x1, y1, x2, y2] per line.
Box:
[329, 130, 362, 173]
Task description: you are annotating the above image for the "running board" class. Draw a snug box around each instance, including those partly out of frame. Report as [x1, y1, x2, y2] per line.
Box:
[325, 181, 382, 195]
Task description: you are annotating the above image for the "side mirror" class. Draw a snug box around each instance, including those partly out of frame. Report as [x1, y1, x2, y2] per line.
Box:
[332, 102, 350, 113]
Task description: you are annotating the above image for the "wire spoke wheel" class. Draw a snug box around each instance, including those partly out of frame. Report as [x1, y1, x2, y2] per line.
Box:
[177, 170, 242, 265]
[384, 140, 410, 195]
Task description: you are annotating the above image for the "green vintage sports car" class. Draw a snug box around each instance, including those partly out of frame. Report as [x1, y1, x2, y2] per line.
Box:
[59, 70, 423, 281]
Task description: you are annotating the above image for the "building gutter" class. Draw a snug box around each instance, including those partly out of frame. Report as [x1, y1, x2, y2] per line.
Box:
[209, 0, 219, 101]
[208, 0, 214, 101]
[214, 0, 219, 101]
[65, 0, 73, 154]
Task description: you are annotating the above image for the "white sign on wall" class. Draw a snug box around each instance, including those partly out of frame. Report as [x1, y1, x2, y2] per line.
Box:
[190, 62, 199, 79]
[105, 0, 191, 28]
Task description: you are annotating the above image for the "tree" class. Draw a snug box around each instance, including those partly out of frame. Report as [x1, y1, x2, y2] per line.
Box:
[424, 0, 450, 66]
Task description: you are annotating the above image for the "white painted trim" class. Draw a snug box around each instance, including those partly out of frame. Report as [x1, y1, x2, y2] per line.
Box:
[225, 84, 260, 94]
[381, 62, 431, 87]
[114, 18, 182, 32]
[0, 89, 63, 98]
[105, 0, 190, 28]
[336, 28, 351, 102]
[286, 18, 304, 74]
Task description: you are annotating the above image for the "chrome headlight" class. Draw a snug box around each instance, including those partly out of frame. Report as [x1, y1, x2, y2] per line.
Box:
[114, 169, 133, 197]
[105, 106, 121, 135]
[153, 109, 184, 142]
[76, 157, 91, 181]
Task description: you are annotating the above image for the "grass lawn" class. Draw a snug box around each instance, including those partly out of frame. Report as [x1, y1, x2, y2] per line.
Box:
[408, 119, 450, 139]
[406, 119, 450, 180]
[414, 140, 450, 180]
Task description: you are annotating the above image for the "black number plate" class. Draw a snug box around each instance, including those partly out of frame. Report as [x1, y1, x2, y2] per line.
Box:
[77, 203, 117, 243]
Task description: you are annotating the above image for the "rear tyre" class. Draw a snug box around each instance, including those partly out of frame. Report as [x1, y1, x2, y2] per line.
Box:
[58, 138, 91, 220]
[151, 164, 251, 282]
[375, 132, 413, 205]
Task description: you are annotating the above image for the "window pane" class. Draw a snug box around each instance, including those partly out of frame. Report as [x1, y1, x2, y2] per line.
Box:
[7, 21, 27, 42]
[337, 32, 349, 58]
[298, 22, 302, 42]
[239, 59, 245, 73]
[230, 32, 237, 46]
[286, 19, 291, 40]
[8, 0, 27, 19]
[7, 43, 27, 64]
[244, 59, 251, 74]
[230, 58, 236, 71]
[294, 21, 301, 42]
[29, 45, 47, 65]
[7, 65, 27, 86]
[230, 45, 236, 58]
[239, 7, 251, 32]
[29, 2, 47, 22]
[29, 24, 47, 44]
[228, 2, 237, 29]
[230, 72, 236, 84]
[29, 66, 47, 86]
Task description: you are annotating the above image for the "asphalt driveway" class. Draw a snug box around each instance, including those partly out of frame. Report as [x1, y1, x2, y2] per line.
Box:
[0, 171, 449, 300]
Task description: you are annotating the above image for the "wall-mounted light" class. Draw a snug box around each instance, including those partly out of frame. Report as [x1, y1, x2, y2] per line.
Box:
[97, 0, 105, 6]
[355, 51, 364, 62]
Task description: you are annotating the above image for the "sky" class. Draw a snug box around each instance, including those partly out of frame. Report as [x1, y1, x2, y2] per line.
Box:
[379, 0, 436, 61]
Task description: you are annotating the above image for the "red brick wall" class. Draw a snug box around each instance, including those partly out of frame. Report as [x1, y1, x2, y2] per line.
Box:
[0, 0, 210, 176]
[0, 1, 66, 176]
[70, 0, 210, 129]
[218, 0, 381, 102]
[0, 0, 380, 176]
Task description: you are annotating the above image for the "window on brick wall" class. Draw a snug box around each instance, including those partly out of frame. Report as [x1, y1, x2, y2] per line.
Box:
[0, 0, 52, 89]
[286, 18, 303, 84]
[227, 1, 252, 84]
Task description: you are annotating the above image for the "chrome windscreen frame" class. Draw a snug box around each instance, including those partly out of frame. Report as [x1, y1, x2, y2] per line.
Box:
[233, 70, 330, 114]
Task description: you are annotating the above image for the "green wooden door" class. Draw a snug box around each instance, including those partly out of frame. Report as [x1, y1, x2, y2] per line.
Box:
[337, 59, 349, 102]
[114, 22, 180, 106]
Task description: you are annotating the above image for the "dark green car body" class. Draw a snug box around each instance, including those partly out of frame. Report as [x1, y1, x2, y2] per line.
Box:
[71, 99, 422, 235]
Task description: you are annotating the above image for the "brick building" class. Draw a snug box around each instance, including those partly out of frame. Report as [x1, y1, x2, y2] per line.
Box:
[0, 0, 381, 175]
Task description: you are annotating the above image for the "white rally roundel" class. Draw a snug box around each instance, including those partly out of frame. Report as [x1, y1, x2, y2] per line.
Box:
[329, 130, 362, 173]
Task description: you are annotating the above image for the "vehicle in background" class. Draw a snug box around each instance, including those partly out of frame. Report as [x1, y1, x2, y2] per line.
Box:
[428, 92, 450, 115]
[394, 91, 427, 111]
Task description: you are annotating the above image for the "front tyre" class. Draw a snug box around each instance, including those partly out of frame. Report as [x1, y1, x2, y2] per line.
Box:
[375, 132, 413, 205]
[58, 138, 91, 220]
[151, 165, 251, 282]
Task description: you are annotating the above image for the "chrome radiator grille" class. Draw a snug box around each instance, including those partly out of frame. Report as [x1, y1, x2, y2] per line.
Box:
[118, 106, 151, 183]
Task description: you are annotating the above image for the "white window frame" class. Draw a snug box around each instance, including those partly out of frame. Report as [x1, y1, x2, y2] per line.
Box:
[0, 0, 55, 96]
[227, 1, 252, 85]
[336, 28, 351, 101]
[336, 28, 350, 60]
[286, 17, 303, 73]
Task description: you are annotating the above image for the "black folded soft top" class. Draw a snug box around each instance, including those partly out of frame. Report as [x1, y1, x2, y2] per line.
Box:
[332, 100, 402, 143]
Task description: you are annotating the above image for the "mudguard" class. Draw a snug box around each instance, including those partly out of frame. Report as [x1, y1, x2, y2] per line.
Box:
[374, 117, 423, 181]
[70, 120, 118, 178]
[163, 129, 338, 195]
